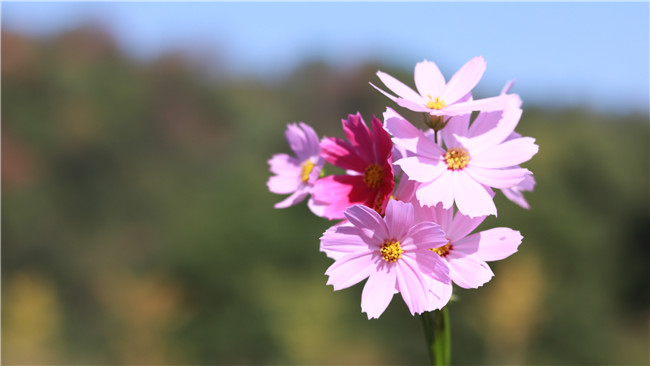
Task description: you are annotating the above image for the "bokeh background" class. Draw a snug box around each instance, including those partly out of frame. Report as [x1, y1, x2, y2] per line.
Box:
[2, 2, 649, 365]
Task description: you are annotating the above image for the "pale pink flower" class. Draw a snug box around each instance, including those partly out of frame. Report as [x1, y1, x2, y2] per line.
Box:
[311, 113, 394, 220]
[413, 203, 522, 289]
[371, 57, 517, 117]
[383, 103, 538, 218]
[267, 122, 324, 211]
[320, 200, 451, 319]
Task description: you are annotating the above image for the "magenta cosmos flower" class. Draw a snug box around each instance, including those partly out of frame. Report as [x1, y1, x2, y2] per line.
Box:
[267, 122, 324, 211]
[311, 113, 394, 220]
[413, 203, 522, 289]
[383, 103, 538, 218]
[371, 56, 517, 117]
[320, 200, 451, 318]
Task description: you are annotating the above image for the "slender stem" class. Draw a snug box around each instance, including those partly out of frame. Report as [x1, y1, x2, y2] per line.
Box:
[420, 307, 451, 366]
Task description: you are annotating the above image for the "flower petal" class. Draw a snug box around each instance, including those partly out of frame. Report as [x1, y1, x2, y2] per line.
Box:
[344, 203, 389, 242]
[404, 222, 447, 251]
[453, 228, 522, 262]
[341, 113, 374, 163]
[465, 166, 528, 189]
[467, 137, 539, 169]
[320, 137, 367, 172]
[274, 185, 309, 208]
[414, 60, 446, 98]
[395, 156, 447, 183]
[445, 209, 486, 242]
[466, 99, 523, 153]
[441, 56, 486, 104]
[325, 251, 375, 291]
[376, 70, 425, 103]
[383, 109, 443, 157]
[452, 172, 496, 218]
[396, 256, 431, 315]
[320, 224, 373, 260]
[384, 199, 413, 242]
[446, 253, 494, 289]
[362, 267, 397, 319]
[415, 172, 454, 209]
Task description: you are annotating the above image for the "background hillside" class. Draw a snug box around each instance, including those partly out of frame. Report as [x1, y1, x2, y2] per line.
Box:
[2, 28, 649, 365]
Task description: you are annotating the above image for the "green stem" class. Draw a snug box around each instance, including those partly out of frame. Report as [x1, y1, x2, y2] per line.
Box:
[420, 307, 451, 366]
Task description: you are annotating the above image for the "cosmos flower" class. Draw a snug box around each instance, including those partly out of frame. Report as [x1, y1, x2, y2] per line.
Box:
[320, 200, 451, 318]
[311, 113, 394, 220]
[383, 103, 538, 218]
[267, 122, 324, 211]
[371, 56, 517, 118]
[413, 203, 522, 289]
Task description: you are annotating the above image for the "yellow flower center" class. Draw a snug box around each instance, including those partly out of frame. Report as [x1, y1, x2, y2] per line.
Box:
[430, 241, 452, 257]
[363, 163, 384, 189]
[301, 160, 315, 182]
[426, 95, 446, 110]
[380, 240, 404, 262]
[444, 147, 470, 171]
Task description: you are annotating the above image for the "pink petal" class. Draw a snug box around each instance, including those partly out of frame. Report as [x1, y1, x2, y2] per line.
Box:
[465, 166, 528, 189]
[311, 175, 361, 220]
[396, 256, 431, 315]
[443, 94, 517, 115]
[274, 185, 309, 208]
[268, 153, 299, 175]
[440, 113, 471, 148]
[342, 113, 374, 163]
[286, 122, 321, 161]
[320, 224, 373, 260]
[445, 209, 486, 242]
[395, 156, 447, 183]
[501, 188, 530, 209]
[344, 204, 389, 242]
[414, 60, 446, 98]
[404, 222, 447, 251]
[453, 228, 522, 262]
[371, 116, 393, 163]
[299, 122, 322, 157]
[441, 56, 486, 104]
[376, 70, 424, 103]
[468, 137, 538, 169]
[466, 99, 523, 153]
[447, 253, 494, 289]
[427, 277, 453, 310]
[384, 200, 413, 241]
[362, 267, 397, 319]
[452, 172, 497, 218]
[267, 171, 301, 195]
[395, 98, 431, 112]
[415, 172, 454, 209]
[320, 137, 367, 172]
[383, 110, 443, 157]
[326, 251, 375, 291]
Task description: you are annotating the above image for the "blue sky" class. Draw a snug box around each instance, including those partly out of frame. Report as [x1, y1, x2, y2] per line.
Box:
[3, 1, 649, 113]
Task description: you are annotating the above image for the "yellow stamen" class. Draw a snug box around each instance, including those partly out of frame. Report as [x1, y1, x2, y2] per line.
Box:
[430, 242, 452, 257]
[380, 240, 404, 262]
[426, 95, 447, 110]
[363, 163, 384, 189]
[444, 147, 470, 171]
[301, 160, 315, 182]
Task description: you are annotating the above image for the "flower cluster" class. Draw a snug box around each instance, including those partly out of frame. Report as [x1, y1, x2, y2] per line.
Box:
[267, 57, 537, 319]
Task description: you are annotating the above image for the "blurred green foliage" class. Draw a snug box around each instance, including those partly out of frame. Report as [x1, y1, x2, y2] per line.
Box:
[2, 27, 649, 365]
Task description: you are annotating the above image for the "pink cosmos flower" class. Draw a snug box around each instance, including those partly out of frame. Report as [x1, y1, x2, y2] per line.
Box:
[267, 122, 324, 211]
[320, 199, 451, 319]
[413, 203, 522, 289]
[383, 103, 538, 218]
[311, 113, 394, 220]
[371, 57, 517, 117]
